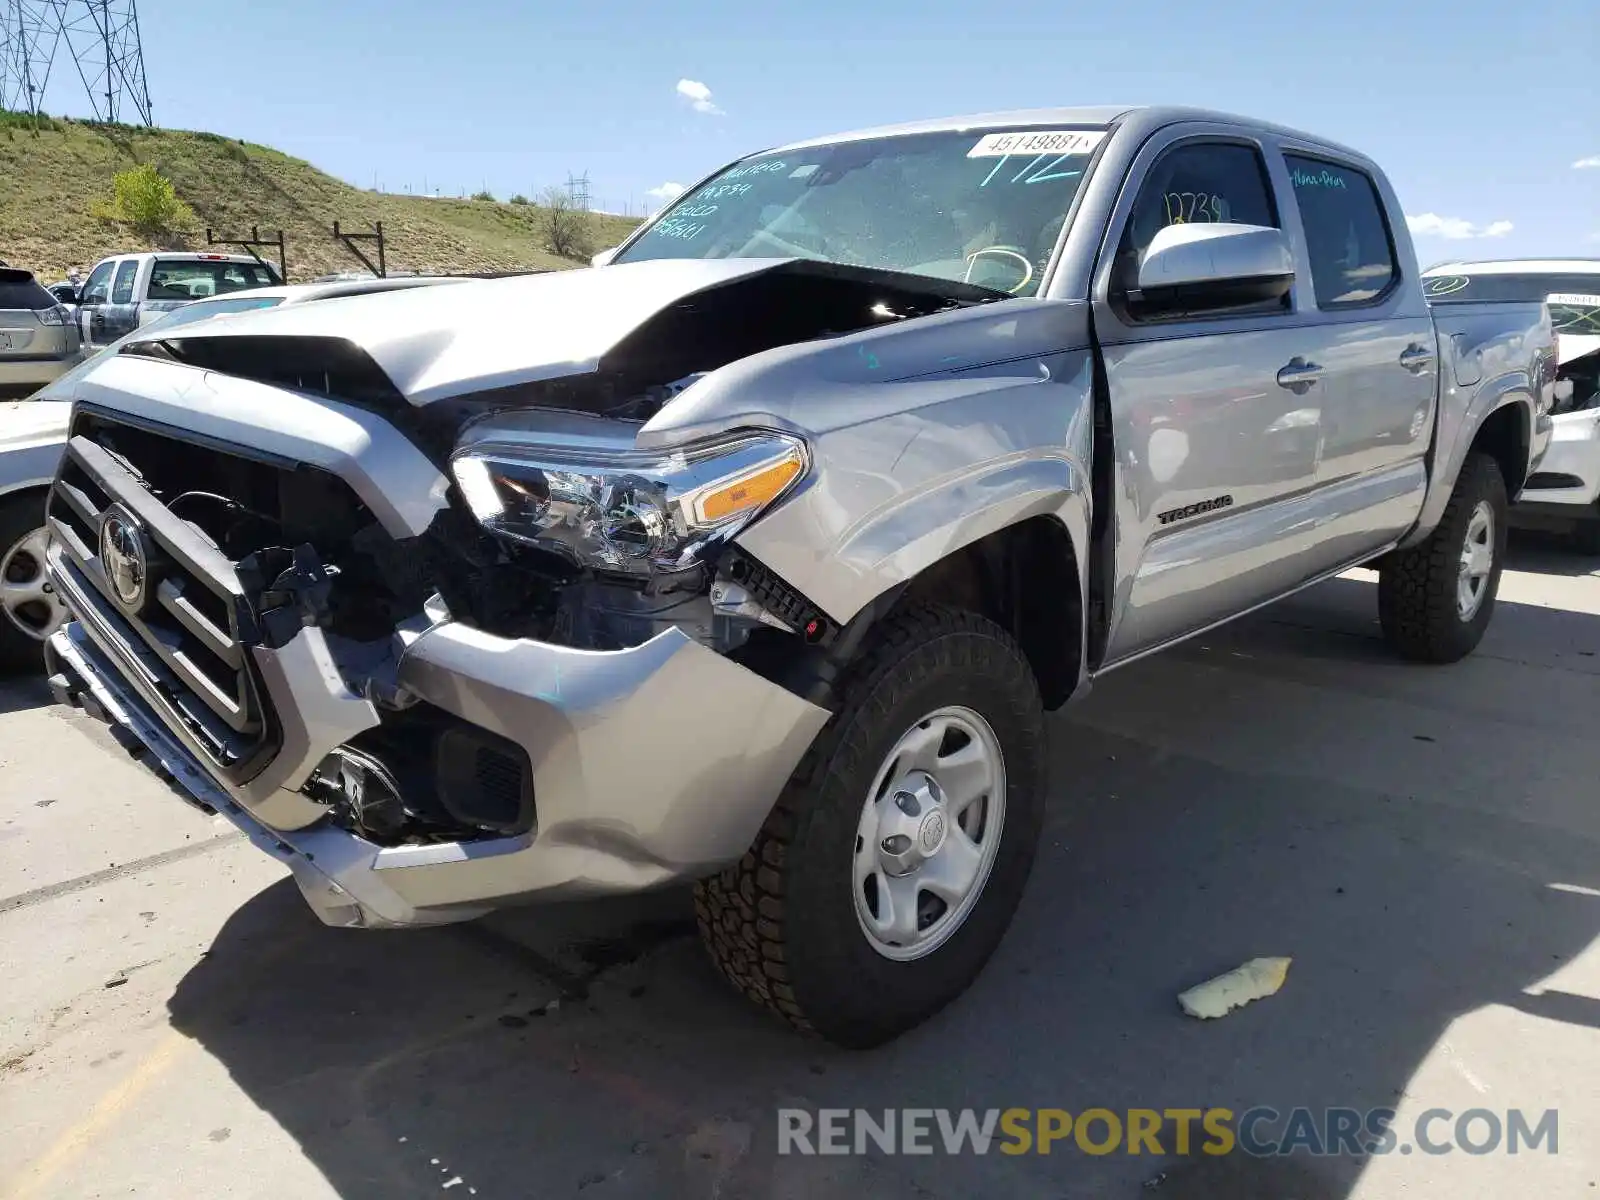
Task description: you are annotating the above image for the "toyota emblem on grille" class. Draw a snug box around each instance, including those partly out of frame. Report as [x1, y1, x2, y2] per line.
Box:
[99, 507, 148, 611]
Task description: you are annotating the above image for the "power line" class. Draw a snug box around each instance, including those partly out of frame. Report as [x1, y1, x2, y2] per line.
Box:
[1, 0, 153, 125]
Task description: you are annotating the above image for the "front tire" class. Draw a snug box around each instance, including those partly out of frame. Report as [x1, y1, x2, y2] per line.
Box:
[694, 604, 1046, 1048]
[1378, 452, 1507, 664]
[0, 491, 66, 674]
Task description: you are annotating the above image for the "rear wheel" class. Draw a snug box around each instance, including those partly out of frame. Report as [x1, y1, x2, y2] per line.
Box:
[1378, 452, 1507, 664]
[694, 604, 1046, 1048]
[0, 491, 65, 673]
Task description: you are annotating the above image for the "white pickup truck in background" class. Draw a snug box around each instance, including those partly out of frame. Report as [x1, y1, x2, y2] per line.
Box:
[71, 251, 282, 354]
[1424, 260, 1600, 550]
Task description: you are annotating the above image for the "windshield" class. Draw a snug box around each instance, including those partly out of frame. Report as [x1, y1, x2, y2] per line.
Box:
[1423, 270, 1600, 307]
[0, 269, 54, 310]
[1547, 294, 1600, 337]
[615, 127, 1106, 296]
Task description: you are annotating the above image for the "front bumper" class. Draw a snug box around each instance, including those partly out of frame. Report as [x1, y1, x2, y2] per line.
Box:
[45, 602, 829, 929]
[1515, 408, 1600, 516]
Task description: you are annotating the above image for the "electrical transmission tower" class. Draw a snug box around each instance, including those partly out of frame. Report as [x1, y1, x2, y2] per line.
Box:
[1, 1, 153, 125]
[565, 172, 592, 212]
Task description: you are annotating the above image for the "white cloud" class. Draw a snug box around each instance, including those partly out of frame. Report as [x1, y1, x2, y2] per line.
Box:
[675, 78, 723, 115]
[1405, 212, 1515, 241]
[1574, 155, 1600, 169]
[645, 182, 685, 201]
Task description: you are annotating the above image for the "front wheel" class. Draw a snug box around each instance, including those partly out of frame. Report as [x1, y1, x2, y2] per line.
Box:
[0, 492, 67, 674]
[694, 605, 1046, 1048]
[1378, 452, 1507, 664]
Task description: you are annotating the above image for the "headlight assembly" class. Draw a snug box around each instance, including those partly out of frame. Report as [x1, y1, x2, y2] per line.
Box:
[450, 431, 807, 577]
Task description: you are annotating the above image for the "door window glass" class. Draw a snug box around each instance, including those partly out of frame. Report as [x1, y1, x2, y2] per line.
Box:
[110, 260, 139, 305]
[1283, 155, 1397, 307]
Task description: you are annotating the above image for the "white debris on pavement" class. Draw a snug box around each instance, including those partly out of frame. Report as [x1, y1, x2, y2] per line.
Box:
[1177, 957, 1292, 1019]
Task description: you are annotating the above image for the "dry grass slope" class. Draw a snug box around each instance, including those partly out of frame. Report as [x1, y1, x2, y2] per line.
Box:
[0, 113, 640, 281]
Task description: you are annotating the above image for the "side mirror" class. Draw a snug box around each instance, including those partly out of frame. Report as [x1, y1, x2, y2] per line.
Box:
[49, 285, 79, 305]
[1132, 223, 1294, 315]
[590, 246, 619, 268]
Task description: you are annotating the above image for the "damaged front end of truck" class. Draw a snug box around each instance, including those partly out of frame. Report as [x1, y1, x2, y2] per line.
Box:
[38, 257, 1006, 922]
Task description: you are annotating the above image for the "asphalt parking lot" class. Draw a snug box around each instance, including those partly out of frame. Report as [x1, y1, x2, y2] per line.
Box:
[2, 537, 1599, 1200]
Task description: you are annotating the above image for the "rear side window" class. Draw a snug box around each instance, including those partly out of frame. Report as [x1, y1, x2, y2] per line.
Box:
[0, 269, 55, 310]
[111, 260, 139, 305]
[1284, 155, 1397, 307]
[149, 259, 278, 301]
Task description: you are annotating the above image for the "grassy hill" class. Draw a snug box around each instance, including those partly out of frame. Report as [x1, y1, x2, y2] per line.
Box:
[0, 111, 640, 282]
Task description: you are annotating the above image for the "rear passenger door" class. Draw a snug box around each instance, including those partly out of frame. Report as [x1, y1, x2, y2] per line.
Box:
[1092, 128, 1332, 664]
[1275, 150, 1436, 572]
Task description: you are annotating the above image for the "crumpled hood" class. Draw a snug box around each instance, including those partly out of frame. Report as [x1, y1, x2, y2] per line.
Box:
[134, 258, 799, 407]
[0, 399, 71, 450]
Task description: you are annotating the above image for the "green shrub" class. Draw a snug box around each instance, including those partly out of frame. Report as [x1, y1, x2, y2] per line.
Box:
[471, 189, 495, 202]
[508, 193, 530, 205]
[91, 163, 196, 234]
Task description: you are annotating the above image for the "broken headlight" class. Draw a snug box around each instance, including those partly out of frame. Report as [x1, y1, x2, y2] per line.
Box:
[450, 432, 807, 576]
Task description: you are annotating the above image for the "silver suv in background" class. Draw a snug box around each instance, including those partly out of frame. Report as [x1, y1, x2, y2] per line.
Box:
[1424, 260, 1600, 550]
[0, 268, 81, 401]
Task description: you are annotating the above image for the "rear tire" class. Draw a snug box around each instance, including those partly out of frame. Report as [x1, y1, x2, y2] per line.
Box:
[1378, 452, 1507, 664]
[0, 491, 63, 674]
[694, 604, 1046, 1048]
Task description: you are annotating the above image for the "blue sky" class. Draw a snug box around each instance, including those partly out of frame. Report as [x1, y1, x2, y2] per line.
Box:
[38, 0, 1600, 258]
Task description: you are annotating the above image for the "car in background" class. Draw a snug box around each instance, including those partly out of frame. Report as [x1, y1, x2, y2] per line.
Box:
[0, 273, 467, 672]
[70, 251, 283, 354]
[0, 267, 82, 403]
[1424, 259, 1600, 550]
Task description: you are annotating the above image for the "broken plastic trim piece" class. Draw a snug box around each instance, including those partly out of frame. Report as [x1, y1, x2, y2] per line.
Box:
[1177, 957, 1291, 1019]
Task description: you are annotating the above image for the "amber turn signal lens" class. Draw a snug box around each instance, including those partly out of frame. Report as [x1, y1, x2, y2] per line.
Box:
[694, 455, 804, 524]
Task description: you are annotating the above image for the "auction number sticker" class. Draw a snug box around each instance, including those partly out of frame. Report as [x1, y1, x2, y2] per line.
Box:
[968, 129, 1106, 158]
[1548, 293, 1600, 307]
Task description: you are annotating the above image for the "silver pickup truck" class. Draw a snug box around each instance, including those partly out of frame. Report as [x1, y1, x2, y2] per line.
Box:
[36, 106, 1553, 1048]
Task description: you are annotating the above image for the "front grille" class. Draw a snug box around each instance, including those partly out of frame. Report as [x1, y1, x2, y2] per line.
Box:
[47, 430, 275, 777]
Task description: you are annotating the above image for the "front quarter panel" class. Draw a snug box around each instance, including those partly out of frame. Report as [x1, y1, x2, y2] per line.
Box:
[692, 301, 1096, 627]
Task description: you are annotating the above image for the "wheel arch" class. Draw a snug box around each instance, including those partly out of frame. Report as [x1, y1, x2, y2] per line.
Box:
[896, 514, 1085, 709]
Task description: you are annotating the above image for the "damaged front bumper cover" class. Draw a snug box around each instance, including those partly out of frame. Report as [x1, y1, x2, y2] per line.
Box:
[45, 605, 830, 930]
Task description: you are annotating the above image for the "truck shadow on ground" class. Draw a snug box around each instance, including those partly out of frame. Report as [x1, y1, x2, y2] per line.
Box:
[165, 580, 1600, 1200]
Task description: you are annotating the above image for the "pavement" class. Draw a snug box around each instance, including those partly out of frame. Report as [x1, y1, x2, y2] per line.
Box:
[2, 535, 1599, 1199]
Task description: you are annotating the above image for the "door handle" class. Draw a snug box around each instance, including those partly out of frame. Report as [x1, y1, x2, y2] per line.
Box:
[1276, 358, 1323, 392]
[1399, 343, 1436, 374]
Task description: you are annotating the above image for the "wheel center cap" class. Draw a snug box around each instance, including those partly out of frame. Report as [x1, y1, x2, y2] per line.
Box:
[917, 810, 948, 855]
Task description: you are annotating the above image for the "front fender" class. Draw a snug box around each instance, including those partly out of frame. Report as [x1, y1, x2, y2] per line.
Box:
[736, 349, 1095, 626]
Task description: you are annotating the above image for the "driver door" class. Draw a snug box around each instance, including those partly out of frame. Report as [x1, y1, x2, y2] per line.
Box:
[76, 260, 115, 348]
[1092, 130, 1329, 664]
